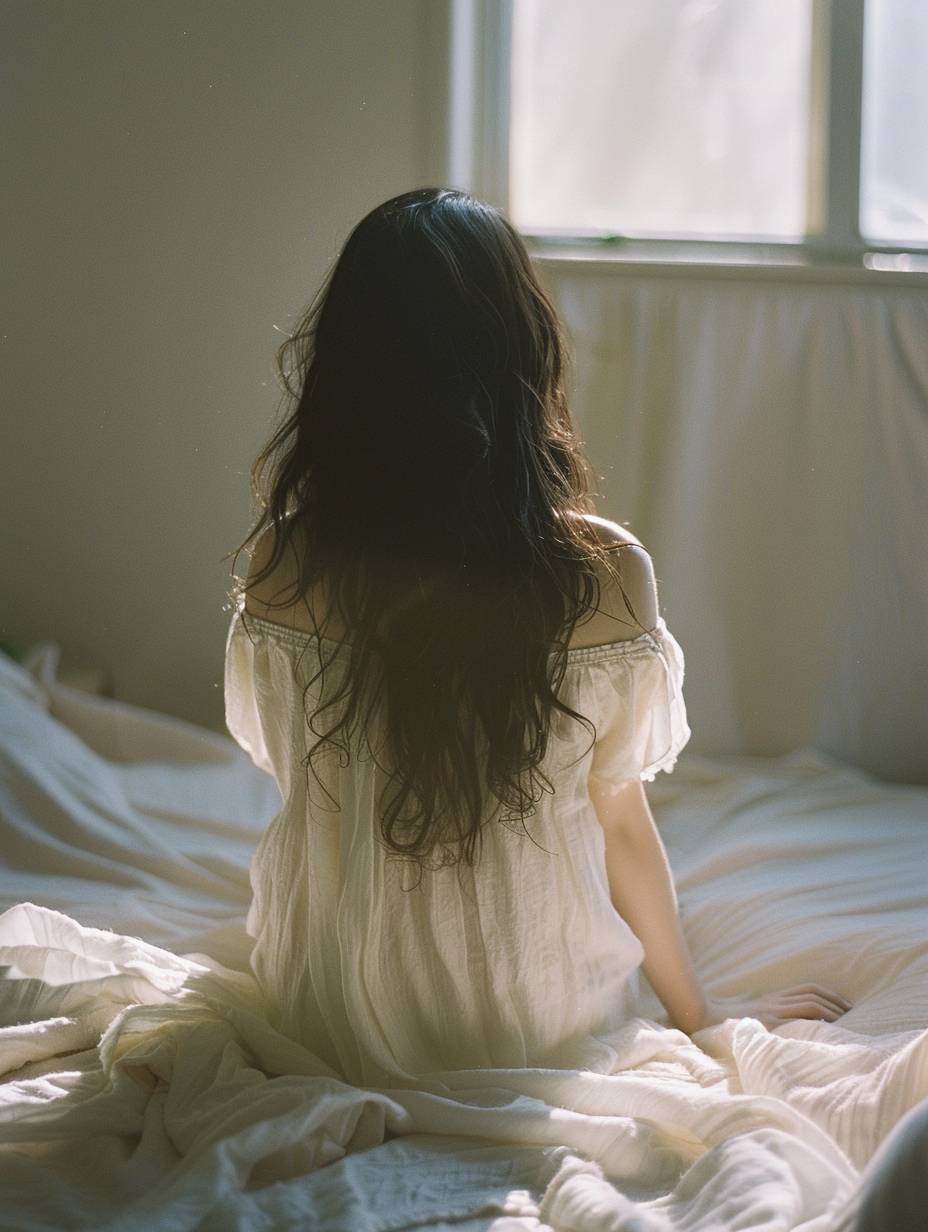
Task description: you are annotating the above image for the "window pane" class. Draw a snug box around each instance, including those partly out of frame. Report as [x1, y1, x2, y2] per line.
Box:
[509, 0, 812, 240]
[860, 0, 928, 244]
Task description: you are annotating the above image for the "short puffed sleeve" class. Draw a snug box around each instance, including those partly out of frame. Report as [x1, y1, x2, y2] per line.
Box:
[585, 617, 691, 784]
[224, 608, 275, 779]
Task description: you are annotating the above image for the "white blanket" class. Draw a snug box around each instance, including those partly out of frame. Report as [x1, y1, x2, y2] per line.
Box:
[1, 645, 926, 1231]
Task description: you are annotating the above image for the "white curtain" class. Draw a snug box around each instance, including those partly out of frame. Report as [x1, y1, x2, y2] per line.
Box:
[538, 263, 928, 785]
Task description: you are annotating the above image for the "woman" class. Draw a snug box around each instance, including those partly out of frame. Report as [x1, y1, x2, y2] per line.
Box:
[226, 186, 850, 1086]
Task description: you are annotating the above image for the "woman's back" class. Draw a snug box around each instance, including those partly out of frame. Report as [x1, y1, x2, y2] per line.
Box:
[225, 520, 689, 1085]
[242, 512, 660, 653]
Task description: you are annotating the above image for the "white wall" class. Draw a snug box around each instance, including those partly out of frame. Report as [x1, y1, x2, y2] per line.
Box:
[4, 0, 449, 730]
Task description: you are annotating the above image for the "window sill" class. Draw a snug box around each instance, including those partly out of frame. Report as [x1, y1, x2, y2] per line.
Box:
[523, 238, 928, 289]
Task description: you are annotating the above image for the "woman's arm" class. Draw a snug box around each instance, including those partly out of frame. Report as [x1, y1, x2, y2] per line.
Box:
[591, 775, 708, 1032]
[590, 776, 853, 1033]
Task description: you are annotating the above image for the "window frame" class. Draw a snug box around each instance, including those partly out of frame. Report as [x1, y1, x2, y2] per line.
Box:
[446, 0, 928, 281]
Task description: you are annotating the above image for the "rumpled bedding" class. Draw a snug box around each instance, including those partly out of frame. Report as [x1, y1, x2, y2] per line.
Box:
[1, 644, 926, 1231]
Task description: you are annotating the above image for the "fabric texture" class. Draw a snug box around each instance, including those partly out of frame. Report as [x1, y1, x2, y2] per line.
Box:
[1, 643, 927, 1229]
[224, 597, 691, 1086]
[540, 265, 928, 785]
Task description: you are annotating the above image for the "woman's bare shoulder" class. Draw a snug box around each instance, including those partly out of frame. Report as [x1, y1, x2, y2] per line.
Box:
[242, 522, 313, 629]
[570, 515, 659, 643]
[574, 512, 644, 551]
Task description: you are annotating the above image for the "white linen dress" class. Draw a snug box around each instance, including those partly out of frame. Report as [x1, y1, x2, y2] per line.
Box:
[225, 595, 691, 1089]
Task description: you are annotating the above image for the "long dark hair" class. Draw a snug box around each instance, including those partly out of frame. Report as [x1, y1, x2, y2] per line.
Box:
[230, 187, 645, 885]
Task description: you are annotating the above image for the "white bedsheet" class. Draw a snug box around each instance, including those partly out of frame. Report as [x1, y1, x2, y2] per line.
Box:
[1, 644, 926, 1231]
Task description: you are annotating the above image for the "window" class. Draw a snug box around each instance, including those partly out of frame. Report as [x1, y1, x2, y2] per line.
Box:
[452, 0, 928, 266]
[511, 0, 812, 243]
[860, 0, 928, 245]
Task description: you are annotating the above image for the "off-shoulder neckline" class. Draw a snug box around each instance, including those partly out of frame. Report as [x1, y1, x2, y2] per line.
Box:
[232, 601, 666, 665]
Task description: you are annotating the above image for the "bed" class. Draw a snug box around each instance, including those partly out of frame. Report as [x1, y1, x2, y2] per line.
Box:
[1, 640, 926, 1231]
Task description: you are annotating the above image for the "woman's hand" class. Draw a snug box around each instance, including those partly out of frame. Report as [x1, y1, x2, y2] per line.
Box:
[695, 984, 853, 1031]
